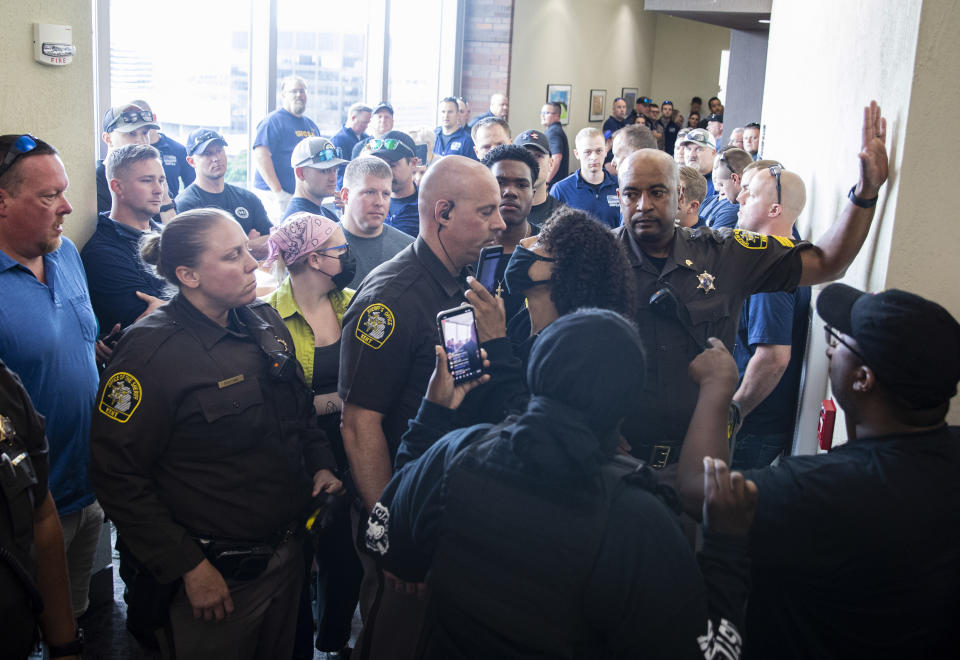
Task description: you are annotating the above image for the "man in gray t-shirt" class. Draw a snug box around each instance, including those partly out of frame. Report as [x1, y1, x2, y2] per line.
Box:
[340, 157, 413, 288]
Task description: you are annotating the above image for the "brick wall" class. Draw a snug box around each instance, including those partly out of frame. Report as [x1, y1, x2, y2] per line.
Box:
[461, 0, 514, 121]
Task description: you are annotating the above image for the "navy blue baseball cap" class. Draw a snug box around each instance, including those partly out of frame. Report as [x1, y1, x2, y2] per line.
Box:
[186, 128, 227, 156]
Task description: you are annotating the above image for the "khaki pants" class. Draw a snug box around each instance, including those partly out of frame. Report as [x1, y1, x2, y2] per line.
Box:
[161, 539, 303, 660]
[60, 500, 104, 616]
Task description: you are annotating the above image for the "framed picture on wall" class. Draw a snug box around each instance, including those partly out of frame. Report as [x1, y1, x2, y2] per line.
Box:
[589, 89, 606, 122]
[622, 87, 638, 109]
[546, 84, 572, 125]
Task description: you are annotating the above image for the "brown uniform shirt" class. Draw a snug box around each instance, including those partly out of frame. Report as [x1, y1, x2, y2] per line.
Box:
[91, 295, 334, 583]
[614, 225, 810, 467]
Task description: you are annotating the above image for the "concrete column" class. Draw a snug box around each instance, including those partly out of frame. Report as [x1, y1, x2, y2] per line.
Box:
[722, 28, 767, 142]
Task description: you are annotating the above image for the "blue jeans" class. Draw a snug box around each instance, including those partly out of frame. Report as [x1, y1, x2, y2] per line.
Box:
[731, 431, 791, 470]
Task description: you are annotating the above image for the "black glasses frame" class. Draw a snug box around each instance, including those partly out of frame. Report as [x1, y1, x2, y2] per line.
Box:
[824, 324, 870, 366]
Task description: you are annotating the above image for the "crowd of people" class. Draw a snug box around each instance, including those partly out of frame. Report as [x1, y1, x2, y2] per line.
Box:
[1, 76, 959, 660]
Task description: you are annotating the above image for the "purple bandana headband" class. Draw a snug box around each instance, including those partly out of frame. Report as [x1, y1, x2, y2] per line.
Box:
[264, 212, 338, 267]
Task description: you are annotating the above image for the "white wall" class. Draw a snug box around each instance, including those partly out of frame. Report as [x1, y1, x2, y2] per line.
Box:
[1, 1, 97, 246]
[763, 0, 960, 445]
[649, 15, 732, 115]
[509, 0, 658, 146]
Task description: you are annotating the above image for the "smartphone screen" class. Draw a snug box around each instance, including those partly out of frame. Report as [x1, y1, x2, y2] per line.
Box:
[475, 245, 503, 294]
[437, 306, 484, 384]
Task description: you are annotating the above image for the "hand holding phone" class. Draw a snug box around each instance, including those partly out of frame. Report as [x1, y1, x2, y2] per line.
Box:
[475, 245, 504, 295]
[436, 305, 484, 384]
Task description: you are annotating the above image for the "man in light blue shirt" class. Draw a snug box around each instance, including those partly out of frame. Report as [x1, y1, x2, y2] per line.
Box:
[0, 134, 103, 616]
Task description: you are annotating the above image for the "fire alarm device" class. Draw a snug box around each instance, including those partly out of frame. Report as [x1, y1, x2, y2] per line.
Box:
[818, 398, 837, 451]
[34, 24, 76, 66]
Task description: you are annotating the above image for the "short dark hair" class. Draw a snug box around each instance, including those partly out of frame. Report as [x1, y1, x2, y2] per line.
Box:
[0, 134, 58, 194]
[482, 144, 539, 184]
[744, 122, 761, 131]
[538, 208, 635, 317]
[440, 96, 458, 106]
[471, 117, 511, 142]
[691, 96, 703, 104]
[708, 96, 721, 105]
[551, 101, 563, 114]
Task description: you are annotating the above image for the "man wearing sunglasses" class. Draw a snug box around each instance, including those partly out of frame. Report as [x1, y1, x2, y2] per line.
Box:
[177, 129, 274, 259]
[285, 136, 346, 227]
[680, 282, 960, 658]
[730, 162, 809, 469]
[370, 131, 422, 238]
[700, 147, 752, 230]
[96, 103, 163, 215]
[0, 135, 104, 631]
[614, 101, 889, 473]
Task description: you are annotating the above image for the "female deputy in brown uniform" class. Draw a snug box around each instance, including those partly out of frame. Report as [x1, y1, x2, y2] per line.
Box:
[90, 208, 342, 660]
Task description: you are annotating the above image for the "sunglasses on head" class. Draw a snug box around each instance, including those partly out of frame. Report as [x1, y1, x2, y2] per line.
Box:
[106, 110, 154, 133]
[0, 135, 38, 180]
[371, 138, 414, 158]
[768, 164, 783, 205]
[297, 147, 343, 167]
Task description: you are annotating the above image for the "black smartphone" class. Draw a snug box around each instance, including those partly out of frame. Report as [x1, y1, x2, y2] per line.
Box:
[475, 245, 504, 294]
[436, 305, 484, 384]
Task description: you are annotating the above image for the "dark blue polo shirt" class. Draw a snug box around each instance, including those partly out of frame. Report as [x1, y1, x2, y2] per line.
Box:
[153, 133, 195, 198]
[549, 169, 621, 228]
[433, 126, 477, 160]
[602, 115, 628, 136]
[388, 190, 420, 237]
[80, 213, 170, 330]
[176, 182, 274, 236]
[332, 125, 371, 189]
[252, 108, 321, 194]
[733, 284, 811, 435]
[706, 198, 739, 229]
[282, 195, 341, 222]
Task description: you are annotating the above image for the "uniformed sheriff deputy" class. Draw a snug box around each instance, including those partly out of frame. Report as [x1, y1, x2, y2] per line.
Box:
[616, 101, 889, 469]
[338, 155, 505, 659]
[0, 360, 81, 660]
[90, 209, 341, 659]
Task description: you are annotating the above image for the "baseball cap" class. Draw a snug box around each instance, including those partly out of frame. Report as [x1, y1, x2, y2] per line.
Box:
[706, 113, 724, 123]
[369, 131, 417, 161]
[186, 128, 227, 156]
[817, 283, 960, 409]
[679, 128, 716, 150]
[373, 102, 394, 116]
[291, 137, 346, 170]
[514, 129, 550, 155]
[102, 104, 160, 134]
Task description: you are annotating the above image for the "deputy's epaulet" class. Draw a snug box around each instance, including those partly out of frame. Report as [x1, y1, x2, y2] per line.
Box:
[114, 319, 185, 369]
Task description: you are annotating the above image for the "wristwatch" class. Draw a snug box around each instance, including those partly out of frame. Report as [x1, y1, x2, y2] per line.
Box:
[848, 185, 878, 208]
[48, 627, 83, 658]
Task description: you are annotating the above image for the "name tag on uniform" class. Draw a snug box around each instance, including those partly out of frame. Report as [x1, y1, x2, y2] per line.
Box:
[218, 374, 245, 389]
[163, 154, 177, 166]
[607, 194, 620, 207]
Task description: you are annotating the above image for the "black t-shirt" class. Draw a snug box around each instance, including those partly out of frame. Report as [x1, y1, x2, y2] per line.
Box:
[546, 123, 569, 186]
[742, 426, 960, 659]
[175, 183, 274, 236]
[527, 195, 565, 227]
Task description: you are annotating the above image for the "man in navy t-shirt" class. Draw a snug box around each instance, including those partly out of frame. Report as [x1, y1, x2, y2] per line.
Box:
[284, 136, 346, 223]
[732, 164, 810, 469]
[332, 102, 372, 189]
[370, 131, 422, 237]
[434, 97, 477, 160]
[540, 102, 569, 186]
[252, 75, 321, 220]
[177, 128, 274, 258]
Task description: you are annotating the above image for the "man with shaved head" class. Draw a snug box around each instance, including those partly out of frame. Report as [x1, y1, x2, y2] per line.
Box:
[614, 102, 890, 473]
[339, 155, 504, 659]
[469, 92, 509, 127]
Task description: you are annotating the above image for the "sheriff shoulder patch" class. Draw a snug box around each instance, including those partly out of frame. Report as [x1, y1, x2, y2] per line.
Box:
[356, 303, 396, 349]
[772, 235, 795, 248]
[98, 372, 143, 423]
[734, 229, 768, 250]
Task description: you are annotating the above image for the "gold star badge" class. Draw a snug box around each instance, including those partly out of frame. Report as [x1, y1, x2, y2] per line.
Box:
[697, 271, 716, 293]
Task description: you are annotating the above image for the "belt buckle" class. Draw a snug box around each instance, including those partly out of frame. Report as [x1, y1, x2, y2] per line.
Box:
[649, 445, 671, 469]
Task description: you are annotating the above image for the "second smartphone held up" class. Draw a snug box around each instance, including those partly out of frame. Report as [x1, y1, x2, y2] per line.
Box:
[436, 304, 484, 384]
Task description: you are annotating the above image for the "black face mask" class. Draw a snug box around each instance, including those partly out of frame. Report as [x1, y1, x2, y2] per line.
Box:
[329, 251, 357, 289]
[504, 245, 556, 295]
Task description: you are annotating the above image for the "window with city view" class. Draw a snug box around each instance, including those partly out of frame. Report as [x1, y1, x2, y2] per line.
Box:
[108, 0, 458, 188]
